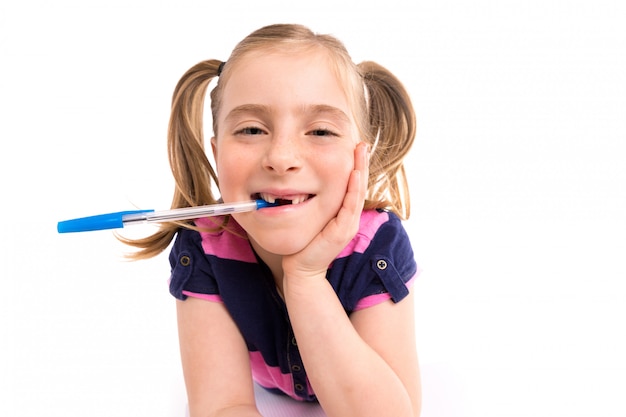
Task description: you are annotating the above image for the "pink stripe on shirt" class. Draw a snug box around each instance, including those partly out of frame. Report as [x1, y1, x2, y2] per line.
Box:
[181, 290, 223, 303]
[195, 217, 257, 263]
[353, 273, 418, 311]
[337, 210, 389, 258]
[249, 351, 313, 401]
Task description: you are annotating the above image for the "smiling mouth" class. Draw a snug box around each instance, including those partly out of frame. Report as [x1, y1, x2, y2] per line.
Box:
[253, 192, 315, 206]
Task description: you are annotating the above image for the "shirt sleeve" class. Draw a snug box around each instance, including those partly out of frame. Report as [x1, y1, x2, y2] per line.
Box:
[168, 227, 221, 301]
[328, 211, 419, 313]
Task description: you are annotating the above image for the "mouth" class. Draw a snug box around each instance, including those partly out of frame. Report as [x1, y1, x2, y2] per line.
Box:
[253, 192, 315, 206]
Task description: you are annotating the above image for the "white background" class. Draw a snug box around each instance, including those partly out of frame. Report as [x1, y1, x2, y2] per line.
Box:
[1, 1, 625, 416]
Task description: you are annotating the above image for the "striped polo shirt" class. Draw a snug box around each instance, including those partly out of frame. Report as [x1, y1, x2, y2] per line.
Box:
[169, 209, 418, 402]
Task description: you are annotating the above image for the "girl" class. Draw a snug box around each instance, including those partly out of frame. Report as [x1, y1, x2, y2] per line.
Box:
[124, 24, 421, 417]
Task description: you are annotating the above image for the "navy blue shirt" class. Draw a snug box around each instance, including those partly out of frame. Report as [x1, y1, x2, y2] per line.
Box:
[169, 210, 418, 401]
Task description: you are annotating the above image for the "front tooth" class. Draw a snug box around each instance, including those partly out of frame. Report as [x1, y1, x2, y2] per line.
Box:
[292, 195, 306, 205]
[261, 193, 276, 203]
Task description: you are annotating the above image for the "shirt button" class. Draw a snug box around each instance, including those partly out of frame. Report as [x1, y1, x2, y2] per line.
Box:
[376, 259, 388, 270]
[291, 337, 297, 346]
[291, 365, 301, 372]
[180, 255, 191, 267]
[295, 383, 304, 391]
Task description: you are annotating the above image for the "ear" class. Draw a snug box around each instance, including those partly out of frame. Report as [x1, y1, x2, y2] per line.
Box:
[210, 136, 218, 161]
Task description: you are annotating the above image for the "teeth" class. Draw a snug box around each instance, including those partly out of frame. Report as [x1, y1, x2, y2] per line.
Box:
[290, 195, 308, 205]
[260, 193, 276, 203]
[259, 193, 311, 205]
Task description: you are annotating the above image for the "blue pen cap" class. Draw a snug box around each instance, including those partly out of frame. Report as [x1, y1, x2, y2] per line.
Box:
[57, 210, 154, 233]
[255, 199, 278, 209]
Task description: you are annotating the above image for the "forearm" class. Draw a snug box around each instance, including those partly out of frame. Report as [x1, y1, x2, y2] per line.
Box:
[187, 394, 263, 417]
[283, 276, 415, 417]
[192, 405, 262, 417]
[178, 299, 264, 417]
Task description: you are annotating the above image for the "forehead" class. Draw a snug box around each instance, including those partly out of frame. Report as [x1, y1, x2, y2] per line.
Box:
[218, 48, 353, 120]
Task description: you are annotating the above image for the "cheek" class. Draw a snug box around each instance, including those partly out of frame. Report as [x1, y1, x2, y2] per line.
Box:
[214, 150, 249, 198]
[324, 146, 354, 175]
[316, 149, 354, 195]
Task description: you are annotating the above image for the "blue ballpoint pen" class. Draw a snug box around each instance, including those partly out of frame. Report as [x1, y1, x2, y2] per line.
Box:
[57, 200, 276, 233]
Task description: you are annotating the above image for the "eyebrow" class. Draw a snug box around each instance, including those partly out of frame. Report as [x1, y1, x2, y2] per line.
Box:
[224, 104, 272, 123]
[305, 104, 351, 124]
[224, 103, 351, 124]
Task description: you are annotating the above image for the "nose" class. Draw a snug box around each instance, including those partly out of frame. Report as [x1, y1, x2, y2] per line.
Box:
[262, 133, 302, 175]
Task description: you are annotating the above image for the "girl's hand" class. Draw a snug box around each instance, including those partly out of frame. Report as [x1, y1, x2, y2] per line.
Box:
[282, 141, 370, 280]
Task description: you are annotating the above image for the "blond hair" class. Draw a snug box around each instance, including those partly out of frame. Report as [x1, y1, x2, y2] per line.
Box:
[121, 24, 416, 259]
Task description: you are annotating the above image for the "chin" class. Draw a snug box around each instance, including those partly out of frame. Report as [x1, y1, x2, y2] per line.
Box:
[254, 239, 309, 256]
[248, 231, 315, 257]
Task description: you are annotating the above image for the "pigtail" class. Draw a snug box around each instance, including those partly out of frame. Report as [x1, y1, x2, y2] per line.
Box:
[168, 59, 222, 209]
[118, 60, 222, 259]
[360, 61, 416, 220]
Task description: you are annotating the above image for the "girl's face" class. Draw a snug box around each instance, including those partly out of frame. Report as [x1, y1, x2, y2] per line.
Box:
[213, 48, 359, 258]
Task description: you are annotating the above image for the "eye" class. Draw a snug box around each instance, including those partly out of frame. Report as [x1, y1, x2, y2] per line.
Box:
[308, 128, 338, 137]
[236, 126, 266, 136]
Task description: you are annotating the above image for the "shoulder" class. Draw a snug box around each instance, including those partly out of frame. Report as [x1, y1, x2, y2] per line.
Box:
[329, 210, 417, 311]
[338, 210, 410, 258]
[184, 216, 256, 263]
[168, 216, 257, 300]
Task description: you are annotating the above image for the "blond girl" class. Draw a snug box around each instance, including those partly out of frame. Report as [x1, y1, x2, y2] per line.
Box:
[124, 23, 420, 417]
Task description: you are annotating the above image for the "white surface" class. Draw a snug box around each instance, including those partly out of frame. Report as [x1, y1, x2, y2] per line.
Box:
[182, 385, 327, 417]
[2, 1, 625, 416]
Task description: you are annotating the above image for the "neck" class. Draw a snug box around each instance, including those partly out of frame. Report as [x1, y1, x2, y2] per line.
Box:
[249, 237, 285, 294]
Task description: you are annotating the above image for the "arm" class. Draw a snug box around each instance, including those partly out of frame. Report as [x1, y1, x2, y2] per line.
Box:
[281, 143, 421, 416]
[351, 291, 421, 415]
[176, 297, 263, 417]
[283, 280, 421, 417]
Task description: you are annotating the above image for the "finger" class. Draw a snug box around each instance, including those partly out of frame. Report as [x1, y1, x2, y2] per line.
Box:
[354, 141, 370, 202]
[331, 142, 369, 236]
